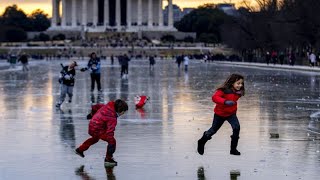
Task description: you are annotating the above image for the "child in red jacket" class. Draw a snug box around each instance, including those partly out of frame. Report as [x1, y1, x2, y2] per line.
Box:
[75, 99, 128, 166]
[197, 74, 245, 156]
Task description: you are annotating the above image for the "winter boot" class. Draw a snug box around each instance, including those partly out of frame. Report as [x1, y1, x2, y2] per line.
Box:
[104, 158, 118, 167]
[74, 148, 85, 158]
[230, 136, 241, 155]
[197, 132, 211, 155]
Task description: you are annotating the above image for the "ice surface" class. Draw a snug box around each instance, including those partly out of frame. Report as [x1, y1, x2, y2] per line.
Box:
[0, 59, 319, 180]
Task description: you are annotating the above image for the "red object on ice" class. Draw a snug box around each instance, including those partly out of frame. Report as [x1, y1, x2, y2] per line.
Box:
[135, 95, 149, 109]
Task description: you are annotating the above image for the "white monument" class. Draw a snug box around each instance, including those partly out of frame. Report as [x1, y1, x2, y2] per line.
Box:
[49, 0, 176, 32]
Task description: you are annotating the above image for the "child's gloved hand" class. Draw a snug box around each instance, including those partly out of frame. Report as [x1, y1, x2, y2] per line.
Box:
[86, 113, 92, 120]
[224, 100, 236, 106]
[80, 67, 87, 72]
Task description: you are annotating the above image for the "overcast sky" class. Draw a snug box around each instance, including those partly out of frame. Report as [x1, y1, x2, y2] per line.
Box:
[0, 0, 250, 16]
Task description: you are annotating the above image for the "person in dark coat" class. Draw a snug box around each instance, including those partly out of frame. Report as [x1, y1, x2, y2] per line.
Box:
[149, 55, 155, 70]
[120, 54, 130, 78]
[18, 52, 29, 71]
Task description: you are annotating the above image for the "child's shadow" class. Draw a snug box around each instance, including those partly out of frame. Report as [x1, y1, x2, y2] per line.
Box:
[75, 165, 95, 180]
[75, 165, 116, 180]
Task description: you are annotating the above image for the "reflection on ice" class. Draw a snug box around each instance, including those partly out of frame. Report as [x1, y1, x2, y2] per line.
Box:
[197, 166, 205, 180]
[230, 169, 241, 180]
[58, 109, 76, 149]
[75, 165, 95, 180]
[120, 118, 162, 124]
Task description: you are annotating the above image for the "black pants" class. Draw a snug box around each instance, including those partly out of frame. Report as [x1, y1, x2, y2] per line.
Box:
[90, 73, 101, 91]
[121, 65, 128, 76]
[205, 113, 240, 138]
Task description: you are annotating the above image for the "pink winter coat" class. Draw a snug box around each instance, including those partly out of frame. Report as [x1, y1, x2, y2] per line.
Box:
[88, 101, 117, 145]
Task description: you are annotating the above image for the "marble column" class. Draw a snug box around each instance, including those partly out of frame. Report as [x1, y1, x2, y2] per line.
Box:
[127, 0, 131, 27]
[82, 0, 87, 26]
[61, 0, 67, 26]
[168, 0, 173, 27]
[148, 0, 153, 27]
[93, 0, 98, 26]
[71, 0, 77, 26]
[159, 0, 163, 26]
[51, 0, 58, 27]
[116, 0, 121, 28]
[137, 0, 142, 25]
[104, 0, 109, 26]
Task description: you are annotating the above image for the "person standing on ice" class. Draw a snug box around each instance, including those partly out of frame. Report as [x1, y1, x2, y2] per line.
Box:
[183, 55, 189, 71]
[120, 54, 130, 79]
[56, 61, 78, 108]
[197, 74, 245, 156]
[18, 52, 29, 71]
[149, 55, 155, 70]
[81, 52, 102, 92]
[75, 99, 128, 167]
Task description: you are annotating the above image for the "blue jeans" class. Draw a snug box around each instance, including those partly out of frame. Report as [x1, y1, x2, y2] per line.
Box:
[205, 113, 240, 139]
[58, 84, 73, 104]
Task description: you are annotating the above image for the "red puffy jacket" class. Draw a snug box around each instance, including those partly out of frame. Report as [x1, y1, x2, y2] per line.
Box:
[212, 89, 242, 117]
[88, 101, 117, 145]
[91, 103, 104, 115]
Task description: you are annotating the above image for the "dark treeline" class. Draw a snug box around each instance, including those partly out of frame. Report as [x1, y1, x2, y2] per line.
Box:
[0, 4, 50, 42]
[175, 4, 231, 44]
[176, 0, 320, 64]
[222, 0, 320, 53]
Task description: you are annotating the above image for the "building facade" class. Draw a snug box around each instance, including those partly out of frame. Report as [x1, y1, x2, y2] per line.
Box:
[49, 0, 176, 32]
[163, 4, 194, 24]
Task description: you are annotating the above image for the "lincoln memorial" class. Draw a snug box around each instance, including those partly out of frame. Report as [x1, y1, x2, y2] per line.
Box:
[49, 0, 175, 32]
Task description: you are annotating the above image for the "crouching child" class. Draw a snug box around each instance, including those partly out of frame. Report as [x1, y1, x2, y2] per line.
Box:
[75, 99, 128, 167]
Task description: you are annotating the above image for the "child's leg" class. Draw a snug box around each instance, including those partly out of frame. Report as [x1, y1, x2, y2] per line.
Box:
[205, 114, 226, 137]
[67, 86, 73, 101]
[226, 114, 240, 139]
[125, 65, 128, 74]
[90, 73, 95, 91]
[78, 136, 99, 152]
[198, 114, 225, 155]
[100, 134, 116, 160]
[106, 144, 116, 160]
[58, 84, 67, 105]
[121, 66, 125, 76]
[96, 74, 101, 90]
[227, 114, 241, 155]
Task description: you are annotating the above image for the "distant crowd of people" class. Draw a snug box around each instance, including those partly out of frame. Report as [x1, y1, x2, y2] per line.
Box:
[264, 50, 297, 66]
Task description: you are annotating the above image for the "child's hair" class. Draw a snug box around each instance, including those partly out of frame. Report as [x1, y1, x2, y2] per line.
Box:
[90, 52, 96, 58]
[115, 99, 128, 113]
[217, 74, 245, 96]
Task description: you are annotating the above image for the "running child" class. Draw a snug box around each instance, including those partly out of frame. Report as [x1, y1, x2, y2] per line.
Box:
[197, 74, 245, 156]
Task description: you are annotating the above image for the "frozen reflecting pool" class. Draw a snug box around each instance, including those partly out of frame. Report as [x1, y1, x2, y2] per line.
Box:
[0, 59, 319, 180]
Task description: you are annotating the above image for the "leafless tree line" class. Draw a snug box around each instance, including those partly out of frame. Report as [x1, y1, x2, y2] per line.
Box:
[221, 0, 320, 63]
